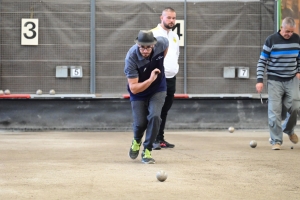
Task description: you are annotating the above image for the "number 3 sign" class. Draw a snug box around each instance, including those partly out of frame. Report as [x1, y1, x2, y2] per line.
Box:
[21, 18, 39, 45]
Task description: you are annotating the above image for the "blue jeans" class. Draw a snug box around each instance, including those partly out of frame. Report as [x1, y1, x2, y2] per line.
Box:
[268, 76, 300, 145]
[131, 91, 166, 150]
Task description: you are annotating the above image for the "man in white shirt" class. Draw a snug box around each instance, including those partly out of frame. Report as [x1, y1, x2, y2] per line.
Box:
[151, 7, 180, 150]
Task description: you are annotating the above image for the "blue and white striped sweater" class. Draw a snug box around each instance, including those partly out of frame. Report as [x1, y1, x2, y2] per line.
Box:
[257, 31, 300, 83]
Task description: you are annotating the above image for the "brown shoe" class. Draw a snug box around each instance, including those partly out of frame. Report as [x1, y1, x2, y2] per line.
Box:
[272, 143, 281, 150]
[289, 133, 298, 144]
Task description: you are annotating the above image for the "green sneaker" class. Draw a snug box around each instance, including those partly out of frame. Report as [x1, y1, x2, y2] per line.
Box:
[129, 139, 141, 159]
[141, 149, 155, 164]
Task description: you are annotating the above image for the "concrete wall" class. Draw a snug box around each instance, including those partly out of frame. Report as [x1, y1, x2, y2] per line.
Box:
[0, 99, 270, 131]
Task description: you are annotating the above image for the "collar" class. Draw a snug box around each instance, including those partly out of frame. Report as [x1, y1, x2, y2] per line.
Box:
[157, 24, 170, 34]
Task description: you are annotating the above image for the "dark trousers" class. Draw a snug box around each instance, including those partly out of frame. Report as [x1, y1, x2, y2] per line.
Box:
[131, 91, 166, 150]
[156, 76, 176, 141]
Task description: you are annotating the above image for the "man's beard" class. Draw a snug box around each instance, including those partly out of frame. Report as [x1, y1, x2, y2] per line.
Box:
[163, 21, 174, 29]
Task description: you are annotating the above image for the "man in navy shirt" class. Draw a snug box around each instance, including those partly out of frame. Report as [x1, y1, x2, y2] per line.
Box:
[124, 30, 169, 164]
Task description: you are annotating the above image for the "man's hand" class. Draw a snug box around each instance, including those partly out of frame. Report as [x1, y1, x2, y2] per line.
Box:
[149, 68, 160, 82]
[128, 68, 161, 94]
[256, 83, 263, 93]
[296, 73, 300, 79]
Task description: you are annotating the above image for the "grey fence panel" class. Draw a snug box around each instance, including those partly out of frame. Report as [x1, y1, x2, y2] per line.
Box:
[185, 1, 273, 95]
[0, 1, 91, 94]
[95, 0, 273, 95]
[94, 1, 184, 95]
[0, 0, 274, 96]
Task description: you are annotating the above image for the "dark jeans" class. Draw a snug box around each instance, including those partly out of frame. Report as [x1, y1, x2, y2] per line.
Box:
[156, 76, 176, 141]
[131, 91, 166, 150]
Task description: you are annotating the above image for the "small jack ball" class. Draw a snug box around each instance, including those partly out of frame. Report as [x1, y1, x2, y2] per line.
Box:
[291, 146, 294, 149]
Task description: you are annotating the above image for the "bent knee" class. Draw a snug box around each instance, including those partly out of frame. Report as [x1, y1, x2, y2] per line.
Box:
[148, 114, 161, 122]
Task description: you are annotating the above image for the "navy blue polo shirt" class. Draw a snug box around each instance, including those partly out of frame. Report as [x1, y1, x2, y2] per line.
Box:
[124, 36, 169, 101]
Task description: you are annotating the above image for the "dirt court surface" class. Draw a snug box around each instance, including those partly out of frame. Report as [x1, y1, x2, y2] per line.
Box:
[0, 130, 300, 200]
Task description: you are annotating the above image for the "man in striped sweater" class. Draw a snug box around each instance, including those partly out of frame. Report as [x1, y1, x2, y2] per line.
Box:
[256, 17, 300, 150]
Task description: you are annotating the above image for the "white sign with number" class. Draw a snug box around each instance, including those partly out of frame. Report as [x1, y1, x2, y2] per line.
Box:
[71, 67, 83, 78]
[238, 67, 249, 78]
[21, 18, 39, 45]
[172, 20, 184, 46]
[71, 68, 82, 77]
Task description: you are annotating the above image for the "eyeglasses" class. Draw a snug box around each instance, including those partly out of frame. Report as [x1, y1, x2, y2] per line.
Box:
[139, 45, 153, 51]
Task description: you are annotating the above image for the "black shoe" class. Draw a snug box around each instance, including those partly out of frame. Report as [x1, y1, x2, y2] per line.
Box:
[159, 140, 175, 148]
[128, 139, 141, 159]
[141, 149, 155, 164]
[152, 141, 161, 150]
